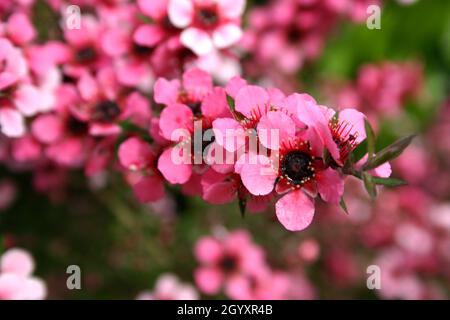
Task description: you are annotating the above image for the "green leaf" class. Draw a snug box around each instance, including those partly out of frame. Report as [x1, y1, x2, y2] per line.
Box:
[362, 172, 377, 198]
[364, 134, 416, 170]
[226, 95, 235, 110]
[352, 139, 367, 163]
[227, 94, 247, 122]
[339, 197, 349, 215]
[372, 176, 407, 187]
[364, 119, 376, 161]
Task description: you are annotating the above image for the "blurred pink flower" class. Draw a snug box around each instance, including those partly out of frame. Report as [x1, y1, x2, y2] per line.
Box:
[119, 137, 165, 203]
[136, 273, 198, 300]
[194, 230, 268, 298]
[168, 0, 245, 55]
[0, 248, 47, 300]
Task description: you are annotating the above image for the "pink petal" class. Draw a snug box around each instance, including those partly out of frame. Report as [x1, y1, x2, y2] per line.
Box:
[201, 87, 230, 119]
[267, 87, 286, 106]
[0, 109, 25, 138]
[257, 111, 296, 150]
[275, 190, 315, 231]
[212, 118, 246, 152]
[372, 161, 392, 178]
[122, 92, 152, 128]
[118, 137, 155, 170]
[138, 0, 168, 20]
[339, 108, 367, 144]
[194, 267, 223, 294]
[356, 154, 392, 178]
[0, 274, 25, 300]
[180, 28, 213, 56]
[0, 248, 34, 277]
[22, 278, 46, 300]
[217, 0, 246, 18]
[225, 275, 251, 300]
[201, 169, 236, 204]
[89, 123, 121, 136]
[287, 94, 341, 164]
[133, 175, 165, 203]
[46, 137, 85, 167]
[77, 73, 99, 101]
[212, 24, 243, 49]
[7, 13, 36, 45]
[101, 29, 129, 57]
[168, 0, 193, 28]
[225, 76, 247, 98]
[317, 168, 344, 204]
[14, 84, 41, 116]
[159, 103, 193, 141]
[235, 85, 269, 118]
[157, 147, 192, 184]
[133, 25, 166, 47]
[12, 135, 41, 162]
[239, 154, 277, 196]
[115, 59, 151, 87]
[183, 68, 213, 99]
[153, 78, 180, 105]
[194, 236, 223, 264]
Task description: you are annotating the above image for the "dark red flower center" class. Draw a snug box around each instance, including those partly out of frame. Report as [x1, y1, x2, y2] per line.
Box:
[196, 7, 219, 28]
[93, 100, 121, 122]
[219, 255, 238, 273]
[281, 151, 314, 185]
[133, 43, 153, 56]
[287, 26, 302, 43]
[76, 47, 97, 64]
[67, 116, 88, 135]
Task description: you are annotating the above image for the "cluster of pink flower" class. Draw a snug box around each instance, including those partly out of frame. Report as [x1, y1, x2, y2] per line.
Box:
[118, 67, 400, 231]
[325, 61, 423, 121]
[136, 273, 199, 300]
[0, 0, 246, 197]
[304, 103, 450, 299]
[0, 0, 410, 231]
[241, 0, 381, 76]
[137, 230, 315, 300]
[193, 229, 314, 299]
[0, 248, 46, 300]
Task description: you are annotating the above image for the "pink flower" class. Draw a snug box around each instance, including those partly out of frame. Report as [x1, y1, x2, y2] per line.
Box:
[194, 230, 268, 297]
[298, 238, 320, 263]
[0, 248, 47, 300]
[135, 0, 180, 49]
[200, 168, 273, 212]
[154, 67, 213, 107]
[136, 273, 198, 300]
[61, 15, 110, 78]
[374, 248, 426, 300]
[118, 137, 165, 203]
[3, 12, 36, 46]
[212, 81, 285, 153]
[236, 93, 351, 231]
[0, 108, 26, 138]
[0, 38, 28, 91]
[168, 0, 246, 55]
[156, 68, 230, 184]
[75, 69, 151, 137]
[30, 85, 93, 168]
[242, 0, 340, 75]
